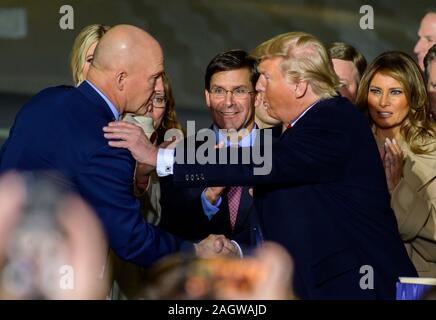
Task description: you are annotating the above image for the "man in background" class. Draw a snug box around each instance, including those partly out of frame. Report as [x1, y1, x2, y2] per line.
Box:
[328, 42, 367, 103]
[414, 10, 436, 70]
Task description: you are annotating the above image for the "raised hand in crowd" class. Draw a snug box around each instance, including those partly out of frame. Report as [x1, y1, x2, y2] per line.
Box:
[382, 138, 404, 194]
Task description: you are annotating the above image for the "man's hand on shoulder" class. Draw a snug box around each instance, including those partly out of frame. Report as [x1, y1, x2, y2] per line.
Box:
[103, 121, 158, 167]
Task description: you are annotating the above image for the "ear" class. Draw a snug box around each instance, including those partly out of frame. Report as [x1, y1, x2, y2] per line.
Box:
[294, 80, 308, 98]
[205, 89, 212, 109]
[115, 71, 127, 91]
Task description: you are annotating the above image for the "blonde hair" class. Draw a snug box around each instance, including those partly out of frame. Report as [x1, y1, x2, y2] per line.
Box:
[251, 32, 340, 99]
[355, 51, 436, 154]
[70, 24, 111, 86]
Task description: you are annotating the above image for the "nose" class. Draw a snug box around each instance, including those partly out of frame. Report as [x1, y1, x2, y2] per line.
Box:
[256, 75, 266, 92]
[224, 90, 234, 107]
[414, 38, 425, 55]
[154, 75, 164, 91]
[379, 92, 390, 108]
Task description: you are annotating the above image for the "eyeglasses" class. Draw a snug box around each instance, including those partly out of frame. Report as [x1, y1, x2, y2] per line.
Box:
[151, 95, 166, 109]
[209, 87, 255, 99]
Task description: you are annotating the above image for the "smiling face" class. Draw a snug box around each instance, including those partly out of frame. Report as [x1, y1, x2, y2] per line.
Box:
[367, 72, 409, 137]
[205, 68, 255, 131]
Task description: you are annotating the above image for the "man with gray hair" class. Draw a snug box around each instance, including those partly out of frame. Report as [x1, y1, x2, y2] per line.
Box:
[105, 31, 417, 299]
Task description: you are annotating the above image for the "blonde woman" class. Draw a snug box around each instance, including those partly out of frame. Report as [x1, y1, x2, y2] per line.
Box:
[70, 24, 111, 86]
[356, 51, 436, 277]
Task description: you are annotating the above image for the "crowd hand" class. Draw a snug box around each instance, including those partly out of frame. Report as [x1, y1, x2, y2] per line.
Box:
[194, 234, 240, 259]
[383, 138, 403, 194]
[215, 241, 295, 300]
[254, 92, 265, 109]
[135, 163, 151, 190]
[103, 121, 158, 167]
[204, 187, 226, 204]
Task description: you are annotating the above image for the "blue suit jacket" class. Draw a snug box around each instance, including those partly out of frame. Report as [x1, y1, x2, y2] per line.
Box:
[171, 97, 417, 299]
[0, 82, 192, 266]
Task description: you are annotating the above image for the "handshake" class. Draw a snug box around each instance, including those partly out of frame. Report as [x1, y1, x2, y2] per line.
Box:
[194, 234, 241, 259]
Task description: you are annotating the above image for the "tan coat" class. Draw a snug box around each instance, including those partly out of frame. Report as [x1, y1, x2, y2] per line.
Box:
[375, 135, 436, 277]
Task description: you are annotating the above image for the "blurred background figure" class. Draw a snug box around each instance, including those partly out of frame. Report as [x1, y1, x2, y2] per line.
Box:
[70, 24, 111, 86]
[328, 42, 367, 103]
[414, 10, 436, 70]
[0, 171, 109, 299]
[424, 44, 436, 118]
[142, 241, 295, 300]
[356, 51, 436, 277]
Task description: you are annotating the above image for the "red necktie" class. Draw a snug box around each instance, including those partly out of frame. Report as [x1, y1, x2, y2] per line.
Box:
[149, 131, 157, 144]
[228, 186, 243, 230]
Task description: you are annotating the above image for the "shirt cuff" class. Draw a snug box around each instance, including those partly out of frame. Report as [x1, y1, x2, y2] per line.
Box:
[201, 190, 222, 221]
[156, 148, 175, 177]
[231, 240, 243, 258]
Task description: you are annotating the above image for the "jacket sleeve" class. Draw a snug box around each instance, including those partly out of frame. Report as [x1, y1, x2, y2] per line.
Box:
[76, 145, 193, 267]
[173, 109, 352, 187]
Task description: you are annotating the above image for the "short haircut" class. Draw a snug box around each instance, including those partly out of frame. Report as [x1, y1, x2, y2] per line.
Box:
[252, 31, 340, 99]
[205, 49, 259, 90]
[328, 42, 367, 78]
[424, 44, 436, 79]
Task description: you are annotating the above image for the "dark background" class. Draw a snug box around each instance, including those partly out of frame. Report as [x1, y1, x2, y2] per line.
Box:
[0, 0, 432, 145]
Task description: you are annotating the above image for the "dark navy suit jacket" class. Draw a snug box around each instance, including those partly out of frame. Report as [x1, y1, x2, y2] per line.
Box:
[171, 97, 417, 299]
[159, 125, 274, 247]
[0, 82, 192, 266]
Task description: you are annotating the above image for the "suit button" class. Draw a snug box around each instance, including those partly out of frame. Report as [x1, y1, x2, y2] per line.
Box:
[200, 174, 205, 180]
[195, 174, 200, 181]
[185, 174, 189, 181]
[190, 174, 194, 181]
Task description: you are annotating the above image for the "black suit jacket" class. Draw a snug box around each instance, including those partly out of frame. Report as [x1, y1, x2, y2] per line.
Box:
[171, 97, 417, 299]
[159, 126, 273, 246]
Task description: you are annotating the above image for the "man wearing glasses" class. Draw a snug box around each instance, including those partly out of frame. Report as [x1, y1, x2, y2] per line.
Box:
[159, 50, 264, 248]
